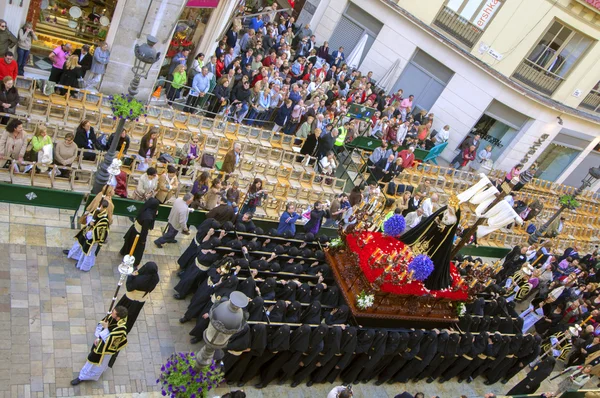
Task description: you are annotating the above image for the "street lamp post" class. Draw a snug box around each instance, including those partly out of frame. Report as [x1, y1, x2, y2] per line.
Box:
[91, 36, 160, 194]
[527, 166, 600, 244]
[195, 291, 249, 370]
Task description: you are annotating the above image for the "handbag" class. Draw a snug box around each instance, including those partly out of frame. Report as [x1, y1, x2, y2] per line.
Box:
[77, 77, 85, 88]
[201, 153, 215, 168]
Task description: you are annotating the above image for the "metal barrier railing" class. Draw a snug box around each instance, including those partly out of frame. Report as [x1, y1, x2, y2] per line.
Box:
[153, 77, 279, 126]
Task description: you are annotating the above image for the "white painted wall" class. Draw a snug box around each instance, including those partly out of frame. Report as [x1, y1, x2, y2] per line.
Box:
[313, 0, 600, 178]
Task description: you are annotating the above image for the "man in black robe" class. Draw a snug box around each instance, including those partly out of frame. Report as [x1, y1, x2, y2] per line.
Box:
[505, 357, 555, 395]
[496, 245, 528, 283]
[173, 238, 221, 299]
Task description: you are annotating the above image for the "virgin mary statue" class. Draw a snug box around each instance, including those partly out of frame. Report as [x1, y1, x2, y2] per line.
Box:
[399, 202, 461, 290]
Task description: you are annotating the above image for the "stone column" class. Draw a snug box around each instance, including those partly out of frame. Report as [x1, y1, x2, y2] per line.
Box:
[100, 0, 187, 100]
[195, 0, 238, 58]
[0, 0, 32, 38]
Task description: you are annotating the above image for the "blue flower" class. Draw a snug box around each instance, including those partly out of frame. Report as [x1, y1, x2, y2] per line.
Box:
[408, 254, 434, 282]
[384, 215, 406, 237]
[161, 391, 166, 396]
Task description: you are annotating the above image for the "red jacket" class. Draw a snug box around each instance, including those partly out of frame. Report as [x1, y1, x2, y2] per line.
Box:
[398, 149, 415, 169]
[0, 59, 17, 81]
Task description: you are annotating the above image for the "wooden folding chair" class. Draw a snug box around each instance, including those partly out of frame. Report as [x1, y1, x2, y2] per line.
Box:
[31, 164, 55, 188]
[160, 107, 176, 128]
[51, 166, 73, 190]
[276, 167, 292, 187]
[263, 197, 281, 220]
[259, 129, 273, 148]
[187, 114, 203, 134]
[78, 150, 101, 171]
[10, 161, 34, 185]
[173, 112, 189, 131]
[143, 105, 162, 126]
[263, 164, 279, 185]
[256, 146, 270, 163]
[225, 122, 240, 141]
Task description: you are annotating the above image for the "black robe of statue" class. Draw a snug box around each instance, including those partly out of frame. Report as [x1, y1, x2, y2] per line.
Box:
[441, 332, 487, 381]
[120, 198, 160, 266]
[505, 357, 556, 396]
[311, 326, 358, 384]
[399, 206, 461, 290]
[376, 330, 423, 384]
[428, 333, 461, 381]
[258, 324, 311, 387]
[392, 330, 438, 383]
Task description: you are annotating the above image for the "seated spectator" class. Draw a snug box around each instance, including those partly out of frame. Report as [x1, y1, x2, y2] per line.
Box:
[132, 167, 158, 201]
[0, 75, 18, 124]
[54, 133, 78, 177]
[29, 124, 52, 168]
[226, 180, 241, 214]
[0, 118, 26, 171]
[404, 208, 424, 232]
[180, 136, 201, 167]
[74, 119, 99, 161]
[155, 165, 179, 204]
[240, 178, 268, 215]
[191, 171, 210, 208]
[318, 150, 337, 176]
[137, 129, 158, 171]
[105, 129, 130, 153]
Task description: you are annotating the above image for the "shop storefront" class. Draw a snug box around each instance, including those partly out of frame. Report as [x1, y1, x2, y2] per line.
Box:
[25, 0, 118, 72]
[535, 130, 591, 182]
[469, 100, 529, 162]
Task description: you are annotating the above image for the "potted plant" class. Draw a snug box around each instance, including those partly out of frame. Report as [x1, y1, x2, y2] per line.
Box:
[158, 352, 224, 398]
[559, 195, 580, 210]
[110, 93, 147, 122]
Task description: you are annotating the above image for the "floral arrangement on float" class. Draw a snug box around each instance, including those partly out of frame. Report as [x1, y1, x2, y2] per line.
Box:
[157, 353, 223, 398]
[356, 290, 375, 309]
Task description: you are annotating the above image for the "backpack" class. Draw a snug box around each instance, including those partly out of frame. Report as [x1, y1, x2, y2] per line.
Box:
[158, 152, 175, 164]
[201, 153, 215, 168]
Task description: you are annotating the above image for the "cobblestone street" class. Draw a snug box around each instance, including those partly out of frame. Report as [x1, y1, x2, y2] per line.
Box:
[0, 203, 562, 398]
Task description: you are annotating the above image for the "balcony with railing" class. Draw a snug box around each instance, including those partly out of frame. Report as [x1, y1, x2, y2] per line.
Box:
[432, 6, 484, 49]
[579, 88, 600, 114]
[511, 59, 565, 96]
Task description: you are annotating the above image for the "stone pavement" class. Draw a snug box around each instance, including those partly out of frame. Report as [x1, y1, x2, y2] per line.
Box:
[0, 202, 567, 398]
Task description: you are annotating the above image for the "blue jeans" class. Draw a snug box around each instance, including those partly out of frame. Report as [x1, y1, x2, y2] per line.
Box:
[17, 48, 29, 76]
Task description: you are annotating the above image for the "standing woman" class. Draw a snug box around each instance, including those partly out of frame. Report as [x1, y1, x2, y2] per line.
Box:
[167, 64, 186, 106]
[120, 197, 160, 266]
[115, 261, 160, 332]
[17, 22, 37, 76]
[87, 41, 110, 88]
[58, 55, 83, 94]
[65, 199, 110, 271]
[240, 178, 268, 215]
